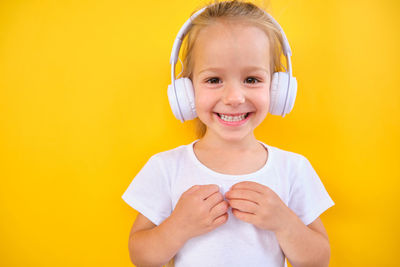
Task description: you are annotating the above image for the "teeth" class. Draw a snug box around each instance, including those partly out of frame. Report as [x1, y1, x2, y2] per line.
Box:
[219, 113, 247, 122]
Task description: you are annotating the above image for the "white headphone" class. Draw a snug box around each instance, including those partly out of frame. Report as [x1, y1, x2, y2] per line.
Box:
[167, 5, 297, 122]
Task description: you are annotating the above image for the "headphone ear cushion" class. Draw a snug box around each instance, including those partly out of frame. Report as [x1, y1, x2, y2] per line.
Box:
[167, 78, 197, 122]
[269, 72, 291, 117]
[269, 72, 287, 116]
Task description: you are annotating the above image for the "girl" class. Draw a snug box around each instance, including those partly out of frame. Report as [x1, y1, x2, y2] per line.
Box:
[122, 1, 335, 266]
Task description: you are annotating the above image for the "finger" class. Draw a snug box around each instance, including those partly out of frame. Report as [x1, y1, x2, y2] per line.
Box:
[232, 208, 256, 224]
[205, 191, 225, 209]
[225, 189, 260, 204]
[210, 200, 229, 219]
[228, 199, 258, 214]
[185, 185, 201, 194]
[231, 181, 267, 194]
[213, 213, 228, 227]
[195, 184, 220, 199]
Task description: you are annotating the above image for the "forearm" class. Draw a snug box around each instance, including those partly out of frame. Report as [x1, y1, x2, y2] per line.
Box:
[275, 211, 330, 267]
[129, 217, 187, 267]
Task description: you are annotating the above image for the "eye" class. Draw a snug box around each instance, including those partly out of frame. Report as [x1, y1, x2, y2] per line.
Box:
[245, 77, 260, 84]
[206, 77, 221, 84]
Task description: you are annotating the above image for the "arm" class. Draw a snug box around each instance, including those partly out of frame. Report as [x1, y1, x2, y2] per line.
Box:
[225, 181, 331, 267]
[128, 184, 229, 267]
[128, 213, 187, 267]
[275, 214, 331, 267]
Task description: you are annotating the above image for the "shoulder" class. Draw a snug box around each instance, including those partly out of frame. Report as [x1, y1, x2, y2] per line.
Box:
[147, 142, 193, 167]
[131, 143, 193, 187]
[264, 142, 309, 170]
[265, 145, 326, 192]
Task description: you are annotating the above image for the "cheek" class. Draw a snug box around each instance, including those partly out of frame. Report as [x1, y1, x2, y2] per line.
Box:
[252, 88, 270, 107]
[261, 92, 270, 106]
[194, 89, 211, 112]
[194, 84, 217, 103]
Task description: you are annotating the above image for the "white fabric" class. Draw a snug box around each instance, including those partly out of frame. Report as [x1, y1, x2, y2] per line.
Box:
[122, 140, 335, 267]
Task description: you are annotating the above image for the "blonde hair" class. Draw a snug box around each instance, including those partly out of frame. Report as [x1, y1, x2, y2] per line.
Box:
[179, 0, 285, 138]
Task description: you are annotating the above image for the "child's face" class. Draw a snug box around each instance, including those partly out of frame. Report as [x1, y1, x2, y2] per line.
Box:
[192, 20, 271, 142]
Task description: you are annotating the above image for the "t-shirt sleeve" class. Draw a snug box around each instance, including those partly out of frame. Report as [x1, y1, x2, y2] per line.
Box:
[288, 155, 335, 226]
[121, 155, 172, 226]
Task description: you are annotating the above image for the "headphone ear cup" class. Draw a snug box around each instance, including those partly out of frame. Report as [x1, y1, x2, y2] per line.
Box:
[168, 83, 183, 122]
[284, 76, 297, 115]
[269, 72, 296, 117]
[269, 72, 284, 116]
[167, 77, 197, 122]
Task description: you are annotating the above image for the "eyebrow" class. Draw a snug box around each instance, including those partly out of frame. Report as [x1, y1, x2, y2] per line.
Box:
[198, 66, 269, 75]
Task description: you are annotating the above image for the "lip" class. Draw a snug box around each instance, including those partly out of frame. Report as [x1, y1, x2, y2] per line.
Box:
[217, 112, 248, 116]
[214, 112, 252, 127]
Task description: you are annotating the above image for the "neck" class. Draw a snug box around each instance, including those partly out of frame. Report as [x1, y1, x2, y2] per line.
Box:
[197, 130, 260, 153]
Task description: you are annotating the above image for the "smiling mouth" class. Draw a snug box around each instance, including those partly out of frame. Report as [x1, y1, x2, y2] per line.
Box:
[216, 112, 250, 122]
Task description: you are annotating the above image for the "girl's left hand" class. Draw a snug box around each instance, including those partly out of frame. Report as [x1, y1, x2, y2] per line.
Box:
[225, 181, 295, 232]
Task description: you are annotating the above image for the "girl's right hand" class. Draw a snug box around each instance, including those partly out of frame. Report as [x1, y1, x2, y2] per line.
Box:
[169, 184, 229, 241]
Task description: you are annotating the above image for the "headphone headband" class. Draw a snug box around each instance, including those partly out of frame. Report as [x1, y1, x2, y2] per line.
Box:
[170, 6, 293, 81]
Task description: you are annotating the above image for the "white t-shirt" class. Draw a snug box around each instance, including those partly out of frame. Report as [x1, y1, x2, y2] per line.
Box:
[122, 140, 335, 267]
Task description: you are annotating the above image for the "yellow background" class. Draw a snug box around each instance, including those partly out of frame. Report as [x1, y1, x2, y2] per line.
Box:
[0, 0, 399, 266]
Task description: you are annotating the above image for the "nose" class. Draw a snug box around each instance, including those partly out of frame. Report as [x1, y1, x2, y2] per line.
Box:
[222, 84, 245, 107]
